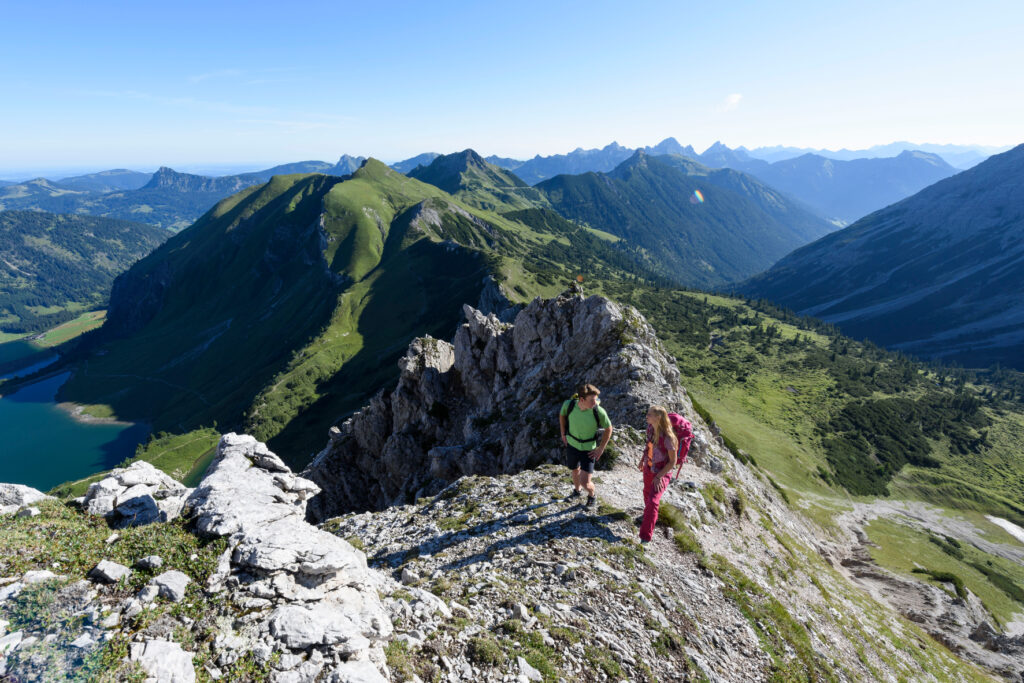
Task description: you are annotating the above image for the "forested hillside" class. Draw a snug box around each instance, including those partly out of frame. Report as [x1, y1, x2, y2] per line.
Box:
[0, 210, 167, 332]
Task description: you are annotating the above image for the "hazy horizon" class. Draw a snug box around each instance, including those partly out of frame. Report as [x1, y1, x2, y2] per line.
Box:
[0, 139, 1015, 182]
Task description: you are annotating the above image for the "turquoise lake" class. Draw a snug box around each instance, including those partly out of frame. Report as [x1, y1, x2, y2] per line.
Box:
[0, 372, 149, 492]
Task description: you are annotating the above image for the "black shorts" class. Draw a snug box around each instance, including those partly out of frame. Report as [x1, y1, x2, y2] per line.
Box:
[565, 445, 595, 473]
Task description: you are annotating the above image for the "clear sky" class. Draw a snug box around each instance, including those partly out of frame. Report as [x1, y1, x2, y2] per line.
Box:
[1, 0, 1022, 174]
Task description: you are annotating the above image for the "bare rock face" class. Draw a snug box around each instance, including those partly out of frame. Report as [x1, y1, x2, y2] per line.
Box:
[184, 434, 391, 681]
[79, 461, 191, 527]
[0, 484, 50, 516]
[304, 288, 716, 519]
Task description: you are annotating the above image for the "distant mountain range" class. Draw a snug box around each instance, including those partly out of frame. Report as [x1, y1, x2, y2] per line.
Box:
[741, 142, 1011, 169]
[1, 140, 1000, 232]
[485, 138, 698, 185]
[533, 151, 834, 287]
[54, 169, 152, 193]
[742, 144, 1024, 369]
[480, 139, 970, 223]
[732, 149, 958, 223]
[0, 156, 368, 231]
[0, 210, 168, 333]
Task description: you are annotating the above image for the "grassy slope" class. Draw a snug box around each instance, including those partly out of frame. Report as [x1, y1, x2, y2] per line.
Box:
[591, 282, 1024, 630]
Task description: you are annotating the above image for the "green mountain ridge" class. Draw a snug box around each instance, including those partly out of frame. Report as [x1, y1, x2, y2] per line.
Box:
[59, 159, 659, 460]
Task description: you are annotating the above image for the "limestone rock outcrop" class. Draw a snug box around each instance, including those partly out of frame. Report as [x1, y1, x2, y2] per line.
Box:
[184, 433, 391, 682]
[304, 288, 722, 519]
[79, 460, 192, 527]
[0, 484, 50, 516]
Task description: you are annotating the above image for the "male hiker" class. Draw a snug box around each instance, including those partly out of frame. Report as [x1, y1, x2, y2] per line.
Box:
[559, 384, 613, 508]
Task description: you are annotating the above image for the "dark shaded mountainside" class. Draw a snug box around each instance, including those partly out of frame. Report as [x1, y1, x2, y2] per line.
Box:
[0, 210, 167, 332]
[534, 151, 835, 287]
[742, 143, 1024, 370]
[58, 158, 660, 461]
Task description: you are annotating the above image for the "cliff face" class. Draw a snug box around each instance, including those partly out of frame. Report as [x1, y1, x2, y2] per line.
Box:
[302, 286, 720, 519]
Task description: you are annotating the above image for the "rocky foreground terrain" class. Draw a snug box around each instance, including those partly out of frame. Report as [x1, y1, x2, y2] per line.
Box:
[0, 290, 1020, 681]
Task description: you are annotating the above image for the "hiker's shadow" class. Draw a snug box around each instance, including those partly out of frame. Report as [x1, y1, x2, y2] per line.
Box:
[370, 499, 628, 572]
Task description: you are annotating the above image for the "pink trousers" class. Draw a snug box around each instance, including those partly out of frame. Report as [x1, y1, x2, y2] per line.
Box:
[640, 468, 671, 542]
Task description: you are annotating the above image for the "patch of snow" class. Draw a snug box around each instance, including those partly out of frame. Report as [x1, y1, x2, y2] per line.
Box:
[985, 516, 1024, 546]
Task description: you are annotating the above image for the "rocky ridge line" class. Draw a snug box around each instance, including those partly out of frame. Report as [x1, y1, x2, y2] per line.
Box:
[303, 286, 720, 519]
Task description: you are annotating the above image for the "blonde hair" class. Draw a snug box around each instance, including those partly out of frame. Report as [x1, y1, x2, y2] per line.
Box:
[648, 405, 678, 453]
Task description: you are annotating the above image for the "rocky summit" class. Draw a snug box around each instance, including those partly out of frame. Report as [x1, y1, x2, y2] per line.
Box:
[303, 285, 717, 519]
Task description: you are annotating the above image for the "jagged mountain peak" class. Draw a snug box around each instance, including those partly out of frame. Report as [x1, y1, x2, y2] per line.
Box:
[143, 166, 186, 188]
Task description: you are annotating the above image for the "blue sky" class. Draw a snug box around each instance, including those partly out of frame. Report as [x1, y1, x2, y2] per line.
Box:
[1, 0, 1022, 174]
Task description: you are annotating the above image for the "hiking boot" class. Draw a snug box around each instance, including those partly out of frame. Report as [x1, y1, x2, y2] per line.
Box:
[568, 488, 582, 500]
[585, 495, 596, 509]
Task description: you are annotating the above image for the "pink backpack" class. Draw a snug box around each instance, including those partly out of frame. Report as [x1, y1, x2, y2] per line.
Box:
[646, 413, 693, 478]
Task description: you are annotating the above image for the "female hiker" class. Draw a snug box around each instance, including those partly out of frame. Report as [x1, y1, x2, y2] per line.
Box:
[638, 405, 677, 543]
[559, 384, 613, 508]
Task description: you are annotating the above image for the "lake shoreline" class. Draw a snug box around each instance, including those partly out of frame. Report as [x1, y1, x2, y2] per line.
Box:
[55, 401, 137, 427]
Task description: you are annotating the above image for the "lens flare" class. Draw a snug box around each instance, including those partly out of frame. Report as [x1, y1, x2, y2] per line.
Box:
[690, 189, 705, 204]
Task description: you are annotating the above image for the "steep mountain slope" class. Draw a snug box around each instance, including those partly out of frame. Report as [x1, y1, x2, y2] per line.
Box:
[305, 289, 1024, 680]
[742, 144, 1024, 369]
[0, 210, 167, 332]
[326, 154, 367, 176]
[536, 152, 834, 287]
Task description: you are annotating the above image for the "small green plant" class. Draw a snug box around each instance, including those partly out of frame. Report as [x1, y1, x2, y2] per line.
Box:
[584, 645, 622, 678]
[385, 640, 415, 680]
[912, 568, 968, 599]
[467, 635, 505, 666]
[673, 528, 703, 555]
